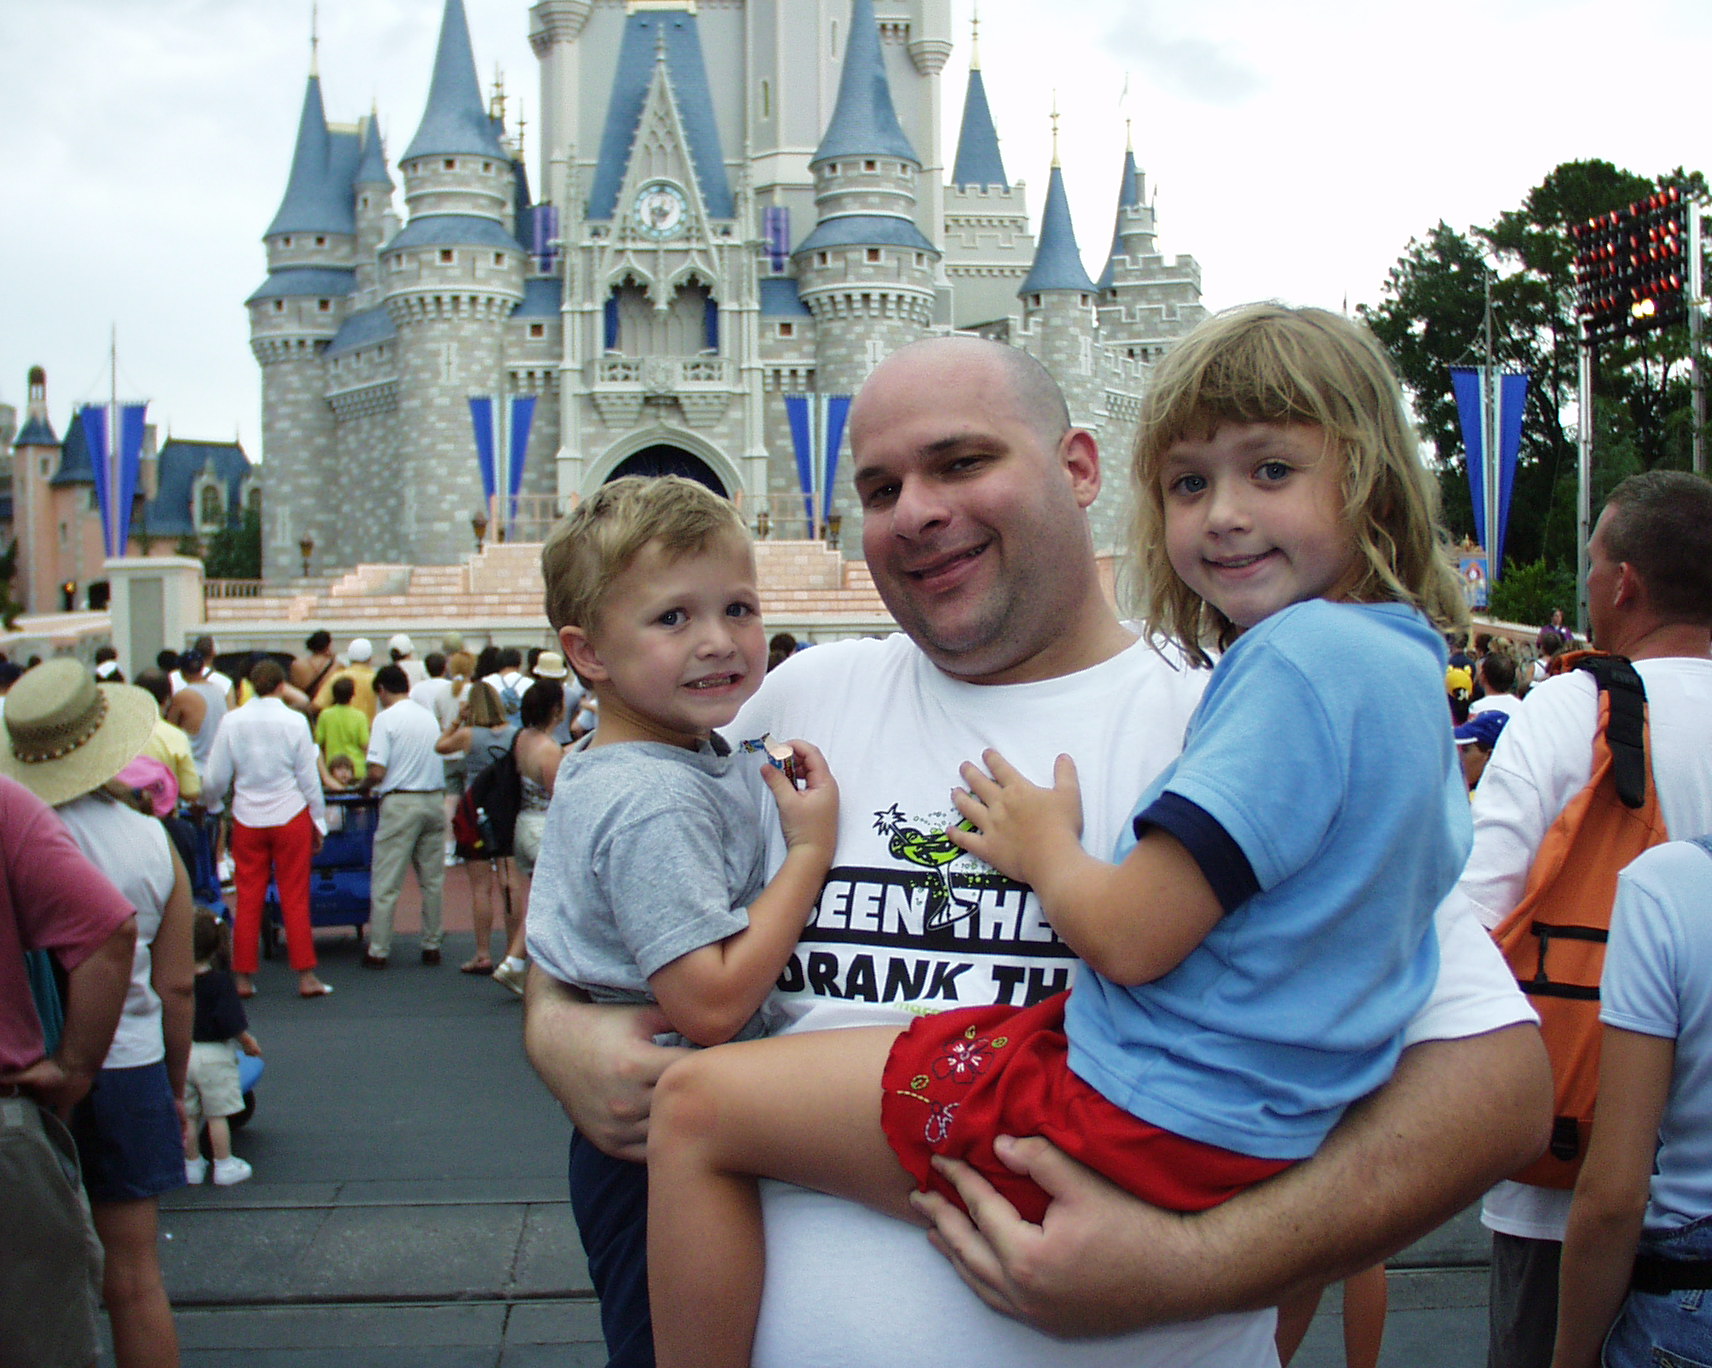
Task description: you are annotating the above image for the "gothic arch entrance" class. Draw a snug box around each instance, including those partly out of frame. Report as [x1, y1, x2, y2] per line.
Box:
[605, 445, 727, 497]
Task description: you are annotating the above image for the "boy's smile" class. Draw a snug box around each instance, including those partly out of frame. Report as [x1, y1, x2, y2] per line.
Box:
[565, 534, 767, 750]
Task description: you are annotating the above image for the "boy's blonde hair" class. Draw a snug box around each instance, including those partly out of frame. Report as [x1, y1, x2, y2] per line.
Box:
[542, 475, 749, 632]
[1132, 302, 1466, 666]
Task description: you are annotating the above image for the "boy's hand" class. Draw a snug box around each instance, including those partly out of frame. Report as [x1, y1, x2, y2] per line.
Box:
[761, 738, 839, 858]
[947, 750, 1085, 889]
[240, 1033, 262, 1057]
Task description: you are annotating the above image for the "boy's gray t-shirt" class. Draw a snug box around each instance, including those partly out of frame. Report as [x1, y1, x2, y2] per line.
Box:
[527, 738, 774, 1037]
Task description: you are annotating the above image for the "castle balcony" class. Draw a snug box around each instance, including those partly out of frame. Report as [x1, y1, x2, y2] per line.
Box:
[588, 355, 736, 429]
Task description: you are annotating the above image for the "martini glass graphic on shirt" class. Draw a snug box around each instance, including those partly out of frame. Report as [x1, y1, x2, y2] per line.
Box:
[873, 805, 980, 930]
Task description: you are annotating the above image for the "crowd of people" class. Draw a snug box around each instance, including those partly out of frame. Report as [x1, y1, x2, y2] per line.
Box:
[3, 304, 1710, 1368]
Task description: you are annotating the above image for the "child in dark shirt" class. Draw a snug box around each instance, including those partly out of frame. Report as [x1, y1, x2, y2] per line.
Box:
[183, 908, 262, 1186]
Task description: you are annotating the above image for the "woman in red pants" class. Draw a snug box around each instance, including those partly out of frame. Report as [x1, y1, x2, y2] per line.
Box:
[202, 659, 331, 998]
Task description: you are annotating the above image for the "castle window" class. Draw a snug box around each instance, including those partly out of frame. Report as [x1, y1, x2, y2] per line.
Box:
[817, 253, 829, 266]
[198, 483, 223, 529]
[830, 20, 838, 57]
[777, 322, 794, 338]
[760, 80, 770, 118]
[361, 195, 370, 210]
[273, 300, 284, 313]
[283, 236, 293, 246]
[529, 323, 545, 338]
[914, 253, 925, 267]
[493, 252, 505, 266]
[318, 299, 331, 312]
[864, 160, 877, 172]
[444, 158, 456, 170]
[440, 249, 455, 264]
[866, 249, 881, 263]
[314, 235, 326, 246]
[482, 161, 492, 173]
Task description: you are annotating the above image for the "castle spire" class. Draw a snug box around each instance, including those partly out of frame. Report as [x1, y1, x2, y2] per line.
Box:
[402, 0, 506, 162]
[1097, 143, 1144, 290]
[812, 0, 919, 166]
[950, 16, 1006, 190]
[267, 73, 353, 236]
[1019, 156, 1095, 296]
[354, 106, 391, 187]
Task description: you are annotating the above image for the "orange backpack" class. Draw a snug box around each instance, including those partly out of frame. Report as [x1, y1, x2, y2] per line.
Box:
[1493, 652, 1670, 1189]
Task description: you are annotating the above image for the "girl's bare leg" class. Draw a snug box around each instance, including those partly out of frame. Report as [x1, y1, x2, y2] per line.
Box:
[462, 859, 495, 970]
[648, 1025, 918, 1368]
[1342, 1263, 1388, 1368]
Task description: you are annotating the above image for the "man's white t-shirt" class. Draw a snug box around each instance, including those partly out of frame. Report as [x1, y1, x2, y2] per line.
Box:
[1447, 655, 1712, 1242]
[1469, 693, 1519, 717]
[728, 632, 1533, 1368]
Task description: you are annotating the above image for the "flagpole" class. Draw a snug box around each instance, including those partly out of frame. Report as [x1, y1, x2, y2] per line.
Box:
[109, 324, 120, 558]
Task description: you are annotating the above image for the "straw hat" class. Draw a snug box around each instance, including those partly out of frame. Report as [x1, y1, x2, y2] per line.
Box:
[0, 659, 160, 808]
[532, 652, 569, 680]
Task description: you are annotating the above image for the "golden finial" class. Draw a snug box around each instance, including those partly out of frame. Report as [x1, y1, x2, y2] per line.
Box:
[970, 4, 981, 69]
[1050, 92, 1061, 168]
[310, 1, 320, 76]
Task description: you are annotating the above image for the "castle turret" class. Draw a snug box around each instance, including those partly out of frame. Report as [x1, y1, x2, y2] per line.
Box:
[352, 113, 396, 302]
[795, 0, 939, 396]
[11, 366, 60, 613]
[941, 21, 1033, 329]
[250, 70, 359, 580]
[1018, 136, 1099, 425]
[381, 0, 525, 563]
[1095, 131, 1207, 360]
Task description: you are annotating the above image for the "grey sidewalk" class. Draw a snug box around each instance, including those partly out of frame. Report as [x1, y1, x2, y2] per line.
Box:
[121, 927, 1497, 1366]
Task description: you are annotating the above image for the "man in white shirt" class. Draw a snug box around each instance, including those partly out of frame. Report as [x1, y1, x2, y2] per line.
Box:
[389, 633, 429, 687]
[1446, 470, 1712, 1368]
[1469, 651, 1522, 717]
[409, 653, 458, 732]
[482, 648, 529, 721]
[203, 659, 330, 998]
[360, 665, 447, 968]
[524, 335, 1550, 1368]
[168, 635, 234, 703]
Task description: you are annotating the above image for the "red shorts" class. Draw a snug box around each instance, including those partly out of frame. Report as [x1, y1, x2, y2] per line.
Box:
[879, 991, 1291, 1225]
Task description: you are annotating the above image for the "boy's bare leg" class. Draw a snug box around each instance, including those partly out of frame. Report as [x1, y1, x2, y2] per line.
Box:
[648, 1024, 920, 1368]
[206, 1114, 233, 1162]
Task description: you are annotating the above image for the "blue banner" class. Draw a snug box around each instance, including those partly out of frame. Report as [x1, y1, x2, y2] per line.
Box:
[468, 396, 496, 507]
[1450, 366, 1528, 580]
[116, 403, 146, 554]
[823, 395, 850, 527]
[82, 404, 112, 554]
[507, 395, 536, 534]
[785, 393, 814, 529]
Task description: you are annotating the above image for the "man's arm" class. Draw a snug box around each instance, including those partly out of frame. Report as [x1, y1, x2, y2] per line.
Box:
[0, 916, 138, 1115]
[153, 850, 196, 1103]
[522, 968, 689, 1163]
[916, 1023, 1550, 1338]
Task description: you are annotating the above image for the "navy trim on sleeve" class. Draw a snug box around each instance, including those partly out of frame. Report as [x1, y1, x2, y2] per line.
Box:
[1136, 792, 1260, 914]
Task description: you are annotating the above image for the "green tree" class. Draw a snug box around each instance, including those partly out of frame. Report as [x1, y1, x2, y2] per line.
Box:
[1362, 160, 1706, 582]
[203, 504, 262, 580]
[0, 540, 24, 628]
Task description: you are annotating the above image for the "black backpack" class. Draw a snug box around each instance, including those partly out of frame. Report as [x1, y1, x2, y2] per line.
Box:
[460, 733, 524, 858]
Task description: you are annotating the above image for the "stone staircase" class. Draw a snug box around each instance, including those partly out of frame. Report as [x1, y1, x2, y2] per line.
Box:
[202, 539, 894, 643]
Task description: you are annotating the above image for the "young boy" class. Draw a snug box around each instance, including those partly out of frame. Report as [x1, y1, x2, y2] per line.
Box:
[525, 476, 837, 1365]
[313, 677, 369, 778]
[184, 908, 262, 1186]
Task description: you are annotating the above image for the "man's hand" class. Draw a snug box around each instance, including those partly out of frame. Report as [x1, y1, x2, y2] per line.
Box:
[913, 1025, 1549, 1336]
[0, 1056, 96, 1116]
[522, 969, 690, 1162]
[312, 827, 325, 855]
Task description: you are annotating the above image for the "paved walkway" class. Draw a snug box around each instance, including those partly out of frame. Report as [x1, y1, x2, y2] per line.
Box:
[114, 863, 1496, 1366]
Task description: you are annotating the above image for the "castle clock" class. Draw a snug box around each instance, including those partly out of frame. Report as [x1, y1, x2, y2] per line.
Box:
[633, 180, 689, 240]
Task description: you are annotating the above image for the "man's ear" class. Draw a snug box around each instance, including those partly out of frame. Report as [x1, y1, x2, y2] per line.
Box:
[559, 624, 608, 685]
[1061, 429, 1102, 510]
[1612, 560, 1645, 611]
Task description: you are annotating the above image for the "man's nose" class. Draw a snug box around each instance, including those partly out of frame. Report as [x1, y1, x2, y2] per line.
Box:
[891, 476, 950, 537]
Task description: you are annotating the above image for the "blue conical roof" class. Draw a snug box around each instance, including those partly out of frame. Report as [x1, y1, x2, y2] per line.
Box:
[50, 409, 95, 486]
[267, 76, 356, 236]
[812, 0, 919, 166]
[1019, 164, 1095, 295]
[951, 67, 1006, 190]
[15, 415, 57, 447]
[1097, 147, 1142, 290]
[402, 0, 506, 162]
[355, 114, 391, 186]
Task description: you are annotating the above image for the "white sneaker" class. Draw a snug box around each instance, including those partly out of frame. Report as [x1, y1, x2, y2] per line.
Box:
[491, 961, 526, 997]
[212, 1155, 253, 1187]
[185, 1156, 208, 1185]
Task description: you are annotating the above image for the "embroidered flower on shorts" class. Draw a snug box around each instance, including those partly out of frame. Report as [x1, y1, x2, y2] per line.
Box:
[933, 1032, 996, 1083]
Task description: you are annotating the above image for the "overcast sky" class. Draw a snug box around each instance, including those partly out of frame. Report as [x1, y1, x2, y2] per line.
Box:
[2, 0, 1707, 456]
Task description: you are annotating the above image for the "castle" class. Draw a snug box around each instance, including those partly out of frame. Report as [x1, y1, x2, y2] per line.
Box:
[252, 0, 1209, 582]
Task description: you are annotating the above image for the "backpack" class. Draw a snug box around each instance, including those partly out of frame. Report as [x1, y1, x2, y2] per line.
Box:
[1492, 651, 1670, 1188]
[496, 674, 524, 720]
[453, 733, 524, 859]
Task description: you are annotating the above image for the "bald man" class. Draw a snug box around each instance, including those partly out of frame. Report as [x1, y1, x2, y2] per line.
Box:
[525, 336, 1547, 1368]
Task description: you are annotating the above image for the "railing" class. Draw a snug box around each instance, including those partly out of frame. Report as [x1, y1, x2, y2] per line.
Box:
[205, 579, 268, 599]
[592, 355, 735, 390]
[473, 493, 577, 549]
[733, 492, 847, 548]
